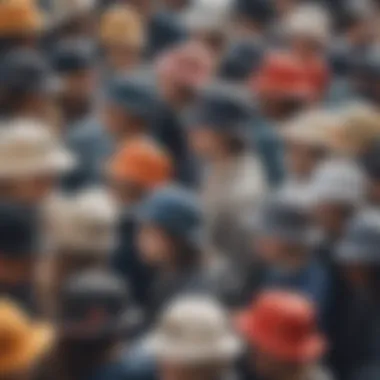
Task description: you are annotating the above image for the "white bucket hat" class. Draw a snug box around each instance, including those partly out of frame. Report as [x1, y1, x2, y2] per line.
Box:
[283, 4, 331, 44]
[306, 159, 367, 208]
[182, 0, 233, 33]
[0, 119, 75, 179]
[44, 188, 118, 254]
[146, 296, 241, 364]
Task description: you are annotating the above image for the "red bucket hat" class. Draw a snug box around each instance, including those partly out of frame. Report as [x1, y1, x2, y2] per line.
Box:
[251, 52, 315, 100]
[236, 291, 326, 363]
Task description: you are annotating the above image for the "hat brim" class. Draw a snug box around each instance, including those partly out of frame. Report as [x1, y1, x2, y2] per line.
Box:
[145, 332, 241, 364]
[236, 311, 326, 363]
[0, 323, 54, 375]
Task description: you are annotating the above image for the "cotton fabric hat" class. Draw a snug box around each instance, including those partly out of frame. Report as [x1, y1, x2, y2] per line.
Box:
[306, 159, 367, 208]
[100, 5, 145, 48]
[108, 139, 173, 190]
[139, 185, 203, 246]
[251, 52, 315, 100]
[281, 109, 341, 149]
[0, 119, 75, 179]
[236, 290, 326, 363]
[0, 298, 54, 375]
[58, 269, 135, 339]
[147, 296, 241, 363]
[282, 4, 331, 45]
[0, 0, 43, 37]
[335, 210, 380, 264]
[44, 188, 118, 254]
[156, 41, 214, 89]
[105, 75, 157, 121]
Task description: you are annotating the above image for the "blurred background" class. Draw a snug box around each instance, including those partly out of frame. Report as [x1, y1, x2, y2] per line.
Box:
[0, 0, 380, 380]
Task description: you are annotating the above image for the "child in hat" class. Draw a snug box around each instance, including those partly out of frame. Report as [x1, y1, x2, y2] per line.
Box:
[237, 290, 331, 380]
[147, 296, 241, 380]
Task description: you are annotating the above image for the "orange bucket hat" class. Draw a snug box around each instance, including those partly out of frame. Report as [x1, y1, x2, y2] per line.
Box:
[236, 291, 326, 363]
[0, 298, 54, 375]
[0, 0, 43, 37]
[108, 139, 173, 190]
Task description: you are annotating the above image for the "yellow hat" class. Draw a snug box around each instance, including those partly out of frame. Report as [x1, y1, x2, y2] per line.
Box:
[0, 0, 43, 36]
[0, 299, 54, 375]
[100, 5, 145, 48]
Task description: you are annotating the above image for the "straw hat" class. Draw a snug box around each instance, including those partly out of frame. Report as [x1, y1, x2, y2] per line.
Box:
[281, 109, 341, 149]
[44, 188, 118, 254]
[108, 139, 173, 190]
[328, 102, 380, 155]
[237, 291, 326, 363]
[0, 0, 43, 36]
[100, 5, 145, 48]
[0, 119, 75, 179]
[0, 298, 54, 375]
[147, 296, 241, 363]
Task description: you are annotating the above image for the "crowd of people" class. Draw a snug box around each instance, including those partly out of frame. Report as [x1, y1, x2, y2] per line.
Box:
[0, 0, 380, 379]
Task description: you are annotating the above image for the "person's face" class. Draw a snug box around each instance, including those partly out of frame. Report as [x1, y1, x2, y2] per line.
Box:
[101, 102, 130, 137]
[0, 176, 57, 204]
[160, 361, 221, 380]
[107, 177, 146, 206]
[273, 0, 298, 16]
[289, 36, 324, 58]
[340, 264, 372, 293]
[104, 44, 142, 73]
[60, 69, 96, 104]
[312, 203, 350, 238]
[188, 127, 226, 161]
[368, 179, 380, 205]
[137, 224, 174, 266]
[284, 141, 323, 179]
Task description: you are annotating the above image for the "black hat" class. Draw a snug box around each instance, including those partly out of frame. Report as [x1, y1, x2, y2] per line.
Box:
[0, 202, 40, 257]
[58, 269, 136, 340]
[234, 0, 274, 25]
[0, 49, 55, 95]
[187, 87, 252, 137]
[51, 40, 95, 74]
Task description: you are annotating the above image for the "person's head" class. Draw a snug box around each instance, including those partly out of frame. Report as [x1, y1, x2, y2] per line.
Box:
[0, 0, 43, 54]
[252, 191, 314, 271]
[181, 0, 232, 57]
[0, 120, 75, 204]
[148, 296, 241, 380]
[51, 40, 97, 124]
[156, 41, 214, 106]
[107, 139, 173, 206]
[56, 269, 134, 348]
[100, 5, 145, 73]
[281, 109, 337, 180]
[237, 290, 326, 380]
[308, 159, 367, 239]
[137, 185, 203, 269]
[335, 210, 380, 302]
[0, 298, 54, 380]
[187, 88, 251, 161]
[251, 52, 315, 120]
[102, 75, 157, 138]
[0, 49, 57, 122]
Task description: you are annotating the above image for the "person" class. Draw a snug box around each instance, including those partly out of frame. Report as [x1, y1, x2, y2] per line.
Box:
[154, 41, 214, 186]
[187, 89, 267, 260]
[0, 298, 54, 380]
[330, 210, 380, 380]
[51, 39, 97, 130]
[307, 158, 367, 266]
[248, 52, 316, 186]
[36, 188, 118, 318]
[0, 201, 42, 311]
[0, 119, 75, 204]
[146, 296, 241, 380]
[137, 185, 212, 322]
[0, 49, 57, 123]
[37, 269, 154, 380]
[65, 75, 157, 189]
[0, 0, 43, 54]
[280, 109, 338, 191]
[107, 139, 173, 305]
[250, 191, 333, 328]
[236, 290, 332, 380]
[99, 4, 145, 76]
